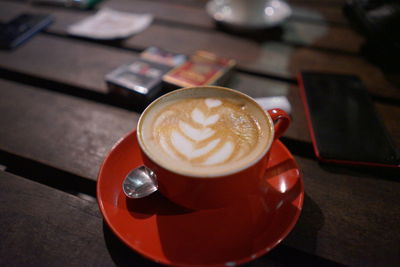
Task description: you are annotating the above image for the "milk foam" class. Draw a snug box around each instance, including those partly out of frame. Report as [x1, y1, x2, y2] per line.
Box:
[171, 130, 220, 159]
[205, 98, 222, 108]
[204, 141, 234, 165]
[191, 108, 219, 126]
[179, 121, 214, 141]
[147, 97, 261, 169]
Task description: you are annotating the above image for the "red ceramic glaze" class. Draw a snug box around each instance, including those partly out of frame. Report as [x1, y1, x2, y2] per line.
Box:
[141, 151, 269, 210]
[268, 108, 290, 140]
[97, 131, 304, 266]
[136, 87, 292, 210]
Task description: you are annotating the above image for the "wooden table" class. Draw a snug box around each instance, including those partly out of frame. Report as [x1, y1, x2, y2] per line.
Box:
[0, 0, 399, 266]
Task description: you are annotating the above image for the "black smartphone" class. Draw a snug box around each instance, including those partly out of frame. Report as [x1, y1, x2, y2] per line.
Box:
[298, 72, 400, 168]
[0, 13, 53, 49]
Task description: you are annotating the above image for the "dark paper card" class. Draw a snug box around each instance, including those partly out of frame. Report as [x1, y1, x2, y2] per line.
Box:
[106, 59, 171, 101]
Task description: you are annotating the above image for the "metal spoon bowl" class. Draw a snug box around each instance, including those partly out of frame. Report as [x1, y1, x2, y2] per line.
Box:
[122, 165, 158, 198]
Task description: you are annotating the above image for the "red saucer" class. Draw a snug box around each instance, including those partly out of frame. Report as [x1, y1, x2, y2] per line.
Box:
[97, 131, 304, 266]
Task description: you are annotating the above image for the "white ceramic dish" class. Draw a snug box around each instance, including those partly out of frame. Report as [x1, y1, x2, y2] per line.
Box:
[206, 0, 292, 29]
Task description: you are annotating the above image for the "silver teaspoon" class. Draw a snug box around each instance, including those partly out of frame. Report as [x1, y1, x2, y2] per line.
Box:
[122, 165, 158, 198]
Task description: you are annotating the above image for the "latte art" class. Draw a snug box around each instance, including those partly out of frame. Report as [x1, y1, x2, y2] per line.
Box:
[151, 97, 260, 167]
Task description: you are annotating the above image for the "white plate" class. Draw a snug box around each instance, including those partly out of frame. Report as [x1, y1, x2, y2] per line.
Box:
[206, 0, 292, 29]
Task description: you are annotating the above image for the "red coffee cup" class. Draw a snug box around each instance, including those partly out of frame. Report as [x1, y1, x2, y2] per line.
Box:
[136, 86, 290, 210]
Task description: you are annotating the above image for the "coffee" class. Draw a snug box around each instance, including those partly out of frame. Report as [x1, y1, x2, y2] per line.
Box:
[138, 87, 273, 177]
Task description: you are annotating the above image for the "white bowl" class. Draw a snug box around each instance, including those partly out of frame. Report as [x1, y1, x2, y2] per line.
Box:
[206, 0, 292, 29]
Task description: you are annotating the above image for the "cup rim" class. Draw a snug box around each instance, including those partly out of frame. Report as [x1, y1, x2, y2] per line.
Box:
[137, 86, 275, 178]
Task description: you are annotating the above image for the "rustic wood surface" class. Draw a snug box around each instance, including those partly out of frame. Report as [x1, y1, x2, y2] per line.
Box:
[289, 157, 400, 266]
[1, 1, 399, 100]
[0, 79, 138, 180]
[0, 0, 399, 266]
[0, 171, 115, 266]
[0, 170, 176, 267]
[0, 81, 398, 266]
[0, 171, 342, 267]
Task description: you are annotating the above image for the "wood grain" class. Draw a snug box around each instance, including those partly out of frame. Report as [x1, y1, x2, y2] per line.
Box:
[137, 0, 349, 20]
[0, 170, 162, 266]
[0, 0, 361, 52]
[0, 170, 335, 267]
[287, 0, 347, 5]
[0, 1, 398, 101]
[0, 1, 399, 267]
[135, 0, 349, 25]
[104, 0, 357, 50]
[127, 25, 398, 100]
[1, 112, 399, 267]
[0, 79, 139, 180]
[0, 171, 113, 266]
[0, 82, 399, 266]
[0, 35, 397, 146]
[0, 1, 397, 145]
[286, 156, 400, 266]
[290, 4, 349, 25]
[0, 35, 136, 94]
[0, 76, 310, 176]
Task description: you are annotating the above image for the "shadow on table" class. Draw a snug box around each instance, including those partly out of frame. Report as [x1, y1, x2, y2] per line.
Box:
[246, 245, 345, 267]
[246, 194, 340, 266]
[103, 154, 326, 266]
[102, 221, 162, 267]
[215, 22, 284, 43]
[152, 159, 321, 265]
[103, 192, 329, 266]
[281, 193, 324, 252]
[320, 163, 400, 183]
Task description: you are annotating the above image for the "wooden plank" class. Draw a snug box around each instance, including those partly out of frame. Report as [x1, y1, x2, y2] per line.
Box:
[288, 0, 347, 5]
[1, 81, 399, 265]
[1, 29, 395, 104]
[0, 79, 139, 180]
[286, 156, 400, 266]
[0, 0, 361, 53]
[2, 122, 399, 267]
[133, 0, 348, 14]
[105, 0, 360, 52]
[118, 0, 350, 26]
[125, 24, 399, 100]
[0, 8, 397, 144]
[0, 171, 112, 265]
[0, 78, 310, 184]
[1, 1, 397, 101]
[0, 35, 135, 94]
[0, 170, 160, 266]
[98, 1, 392, 101]
[0, 3, 398, 266]
[0, 8, 315, 144]
[0, 0, 355, 25]
[0, 172, 333, 267]
[105, 0, 352, 30]
[114, 0, 350, 25]
[172, 0, 348, 6]
[290, 4, 349, 25]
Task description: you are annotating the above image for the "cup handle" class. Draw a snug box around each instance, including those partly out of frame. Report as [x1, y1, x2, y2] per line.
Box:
[267, 108, 291, 140]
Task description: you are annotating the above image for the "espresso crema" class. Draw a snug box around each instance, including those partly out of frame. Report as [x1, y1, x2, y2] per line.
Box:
[139, 91, 272, 176]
